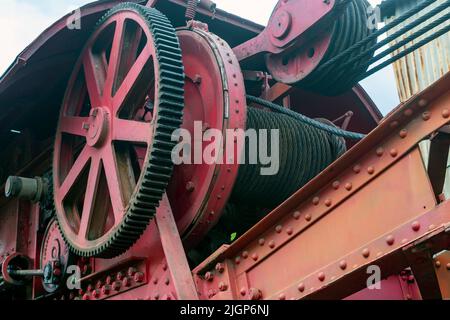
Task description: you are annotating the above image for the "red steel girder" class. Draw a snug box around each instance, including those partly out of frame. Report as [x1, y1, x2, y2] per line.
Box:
[194, 72, 450, 300]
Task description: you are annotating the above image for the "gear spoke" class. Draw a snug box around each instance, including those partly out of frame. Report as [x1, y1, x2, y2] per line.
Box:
[83, 52, 104, 108]
[58, 146, 91, 201]
[59, 116, 89, 137]
[102, 145, 125, 221]
[104, 16, 126, 100]
[78, 156, 102, 239]
[113, 45, 152, 113]
[113, 118, 151, 144]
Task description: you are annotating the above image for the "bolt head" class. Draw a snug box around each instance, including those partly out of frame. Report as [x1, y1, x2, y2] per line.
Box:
[362, 248, 370, 258]
[218, 282, 228, 291]
[376, 148, 384, 156]
[205, 272, 214, 282]
[318, 272, 325, 282]
[312, 197, 320, 205]
[249, 288, 262, 300]
[215, 263, 225, 273]
[386, 235, 395, 246]
[332, 181, 340, 189]
[101, 285, 111, 295]
[399, 129, 408, 139]
[134, 272, 144, 283]
[390, 149, 398, 157]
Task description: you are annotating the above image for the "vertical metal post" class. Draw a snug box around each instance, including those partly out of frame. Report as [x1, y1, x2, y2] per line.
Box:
[156, 194, 199, 300]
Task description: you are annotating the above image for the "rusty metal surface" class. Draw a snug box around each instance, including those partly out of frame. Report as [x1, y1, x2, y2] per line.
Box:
[195, 71, 450, 300]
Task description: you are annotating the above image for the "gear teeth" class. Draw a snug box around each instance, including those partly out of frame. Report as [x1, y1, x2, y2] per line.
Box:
[55, 2, 185, 259]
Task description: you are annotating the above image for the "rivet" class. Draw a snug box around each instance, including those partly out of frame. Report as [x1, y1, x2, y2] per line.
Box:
[154, 294, 160, 300]
[442, 109, 449, 118]
[446, 263, 450, 271]
[293, 211, 301, 220]
[276, 225, 283, 233]
[353, 165, 361, 174]
[298, 283, 305, 292]
[279, 293, 286, 300]
[411, 221, 421, 232]
[390, 149, 398, 157]
[164, 278, 170, 286]
[252, 253, 259, 261]
[242, 251, 249, 259]
[312, 197, 320, 205]
[325, 199, 332, 207]
[205, 271, 214, 282]
[332, 181, 340, 189]
[418, 99, 428, 107]
[219, 282, 228, 291]
[345, 183, 353, 191]
[215, 263, 225, 273]
[367, 166, 375, 175]
[82, 293, 90, 300]
[123, 277, 131, 287]
[318, 272, 325, 282]
[376, 147, 384, 157]
[249, 288, 262, 300]
[386, 235, 395, 246]
[101, 285, 111, 295]
[269, 240, 276, 249]
[399, 129, 408, 139]
[152, 278, 158, 285]
[286, 227, 293, 235]
[258, 238, 265, 246]
[162, 263, 168, 271]
[362, 248, 370, 258]
[435, 260, 441, 268]
[134, 272, 144, 283]
[235, 257, 241, 265]
[240, 288, 247, 296]
[305, 214, 312, 221]
[339, 260, 347, 270]
[390, 121, 399, 128]
[404, 109, 413, 117]
[422, 112, 431, 121]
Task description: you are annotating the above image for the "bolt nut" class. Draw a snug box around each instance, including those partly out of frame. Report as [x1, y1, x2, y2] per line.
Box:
[134, 272, 144, 283]
[102, 285, 111, 295]
[112, 281, 121, 291]
[127, 267, 137, 277]
[215, 263, 225, 273]
[218, 282, 228, 291]
[205, 272, 214, 282]
[249, 288, 262, 300]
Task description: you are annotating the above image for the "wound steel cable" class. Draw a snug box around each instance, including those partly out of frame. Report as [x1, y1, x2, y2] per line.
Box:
[246, 95, 366, 140]
[337, 0, 450, 72]
[360, 22, 450, 80]
[315, 0, 438, 74]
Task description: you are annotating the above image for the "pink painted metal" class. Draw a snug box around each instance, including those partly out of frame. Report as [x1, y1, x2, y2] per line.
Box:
[53, 10, 158, 253]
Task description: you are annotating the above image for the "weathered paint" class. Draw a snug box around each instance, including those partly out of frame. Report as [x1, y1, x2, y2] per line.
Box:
[383, 0, 450, 198]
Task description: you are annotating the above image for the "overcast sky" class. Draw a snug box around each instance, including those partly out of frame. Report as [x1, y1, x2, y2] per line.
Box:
[0, 0, 399, 114]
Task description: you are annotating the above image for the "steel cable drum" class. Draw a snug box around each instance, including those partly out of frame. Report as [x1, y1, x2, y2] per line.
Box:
[231, 107, 346, 208]
[297, 0, 376, 95]
[266, 0, 376, 96]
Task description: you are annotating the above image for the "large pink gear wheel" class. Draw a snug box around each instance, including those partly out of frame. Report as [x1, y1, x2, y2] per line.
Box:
[53, 3, 184, 258]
